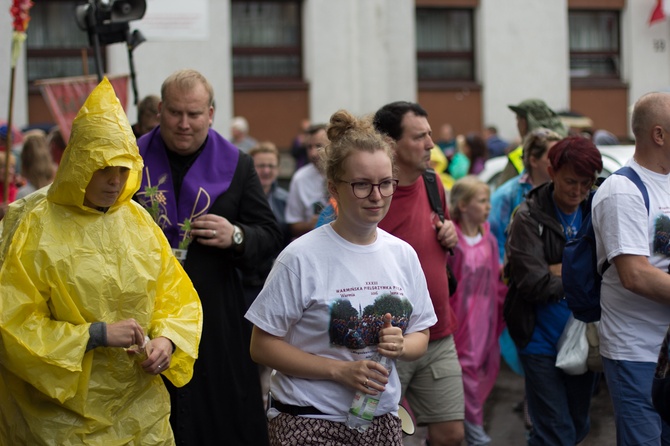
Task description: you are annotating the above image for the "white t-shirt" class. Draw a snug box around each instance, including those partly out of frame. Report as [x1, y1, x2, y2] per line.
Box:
[245, 224, 437, 422]
[284, 163, 328, 224]
[593, 159, 670, 362]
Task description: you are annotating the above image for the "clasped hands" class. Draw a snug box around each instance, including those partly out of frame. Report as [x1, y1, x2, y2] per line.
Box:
[107, 319, 173, 375]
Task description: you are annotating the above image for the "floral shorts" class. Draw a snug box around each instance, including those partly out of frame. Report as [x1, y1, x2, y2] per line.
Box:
[268, 412, 402, 446]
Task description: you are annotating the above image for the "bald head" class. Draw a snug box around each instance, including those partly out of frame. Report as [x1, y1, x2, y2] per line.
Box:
[632, 92, 670, 143]
[631, 92, 670, 173]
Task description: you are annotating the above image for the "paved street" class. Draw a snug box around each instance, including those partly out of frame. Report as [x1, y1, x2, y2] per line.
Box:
[403, 363, 615, 445]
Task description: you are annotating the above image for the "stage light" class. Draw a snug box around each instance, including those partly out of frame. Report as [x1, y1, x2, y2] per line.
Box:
[75, 0, 147, 82]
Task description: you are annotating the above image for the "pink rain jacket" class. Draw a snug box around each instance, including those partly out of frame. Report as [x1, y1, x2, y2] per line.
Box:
[448, 221, 507, 425]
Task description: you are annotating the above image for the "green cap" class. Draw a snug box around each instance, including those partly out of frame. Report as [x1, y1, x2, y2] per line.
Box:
[508, 98, 567, 137]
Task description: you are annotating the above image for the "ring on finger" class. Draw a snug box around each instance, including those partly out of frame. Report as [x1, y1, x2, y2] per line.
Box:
[211, 229, 216, 238]
[363, 379, 368, 387]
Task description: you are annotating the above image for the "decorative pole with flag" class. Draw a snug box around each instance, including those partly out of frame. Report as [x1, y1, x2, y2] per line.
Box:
[650, 0, 670, 25]
[5, 0, 33, 205]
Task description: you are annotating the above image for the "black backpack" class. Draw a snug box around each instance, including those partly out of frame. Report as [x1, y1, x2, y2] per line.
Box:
[422, 169, 457, 295]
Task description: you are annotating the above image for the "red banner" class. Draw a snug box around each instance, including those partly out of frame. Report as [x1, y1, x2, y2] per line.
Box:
[650, 0, 670, 24]
[37, 75, 129, 143]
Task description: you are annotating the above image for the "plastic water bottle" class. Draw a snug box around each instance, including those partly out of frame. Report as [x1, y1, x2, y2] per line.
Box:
[346, 351, 393, 432]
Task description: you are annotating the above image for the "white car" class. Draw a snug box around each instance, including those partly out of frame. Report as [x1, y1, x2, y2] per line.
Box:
[478, 145, 636, 193]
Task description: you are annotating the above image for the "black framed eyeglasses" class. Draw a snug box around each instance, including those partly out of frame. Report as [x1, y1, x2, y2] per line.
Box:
[340, 179, 399, 199]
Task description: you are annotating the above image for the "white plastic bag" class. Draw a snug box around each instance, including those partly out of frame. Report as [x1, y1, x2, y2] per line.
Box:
[556, 314, 588, 375]
[586, 321, 603, 372]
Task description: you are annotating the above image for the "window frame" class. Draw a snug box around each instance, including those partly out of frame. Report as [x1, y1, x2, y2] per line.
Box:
[231, 0, 305, 89]
[568, 9, 622, 84]
[415, 6, 476, 88]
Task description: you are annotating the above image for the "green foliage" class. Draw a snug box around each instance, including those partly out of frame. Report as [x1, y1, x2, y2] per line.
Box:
[330, 299, 359, 321]
[363, 304, 375, 316]
[142, 185, 160, 222]
[179, 219, 193, 250]
[362, 293, 413, 318]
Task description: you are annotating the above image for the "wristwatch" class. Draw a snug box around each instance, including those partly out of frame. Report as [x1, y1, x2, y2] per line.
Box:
[232, 225, 244, 246]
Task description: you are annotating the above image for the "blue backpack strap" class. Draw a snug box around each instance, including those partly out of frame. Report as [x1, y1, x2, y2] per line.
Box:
[600, 167, 650, 276]
[613, 166, 650, 215]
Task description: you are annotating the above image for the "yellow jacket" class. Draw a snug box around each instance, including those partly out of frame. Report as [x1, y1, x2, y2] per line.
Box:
[0, 78, 202, 445]
[508, 145, 524, 174]
[430, 146, 455, 190]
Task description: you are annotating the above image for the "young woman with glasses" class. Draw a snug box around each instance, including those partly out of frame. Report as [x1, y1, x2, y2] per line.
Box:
[245, 109, 437, 445]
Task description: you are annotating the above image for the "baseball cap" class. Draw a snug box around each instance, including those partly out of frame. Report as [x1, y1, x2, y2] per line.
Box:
[508, 99, 567, 136]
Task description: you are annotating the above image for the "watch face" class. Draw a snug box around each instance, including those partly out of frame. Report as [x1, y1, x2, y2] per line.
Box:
[233, 228, 243, 244]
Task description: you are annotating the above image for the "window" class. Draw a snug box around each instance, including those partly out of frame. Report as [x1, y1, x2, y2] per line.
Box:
[231, 1, 302, 81]
[416, 8, 474, 82]
[569, 10, 620, 79]
[26, 1, 98, 83]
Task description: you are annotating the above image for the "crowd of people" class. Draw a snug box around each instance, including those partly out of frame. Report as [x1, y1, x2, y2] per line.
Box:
[2, 68, 670, 446]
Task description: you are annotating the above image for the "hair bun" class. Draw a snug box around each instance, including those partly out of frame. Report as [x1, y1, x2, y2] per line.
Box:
[327, 110, 358, 143]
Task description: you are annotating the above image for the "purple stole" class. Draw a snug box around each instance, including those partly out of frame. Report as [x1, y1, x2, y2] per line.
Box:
[136, 126, 240, 249]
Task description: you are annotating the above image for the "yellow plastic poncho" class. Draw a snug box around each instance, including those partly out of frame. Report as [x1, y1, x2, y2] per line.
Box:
[0, 78, 203, 445]
[430, 146, 455, 190]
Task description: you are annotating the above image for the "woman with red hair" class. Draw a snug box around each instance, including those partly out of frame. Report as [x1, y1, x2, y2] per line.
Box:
[504, 136, 603, 446]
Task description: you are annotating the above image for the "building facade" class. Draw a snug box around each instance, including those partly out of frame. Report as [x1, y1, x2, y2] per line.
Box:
[1, 0, 668, 148]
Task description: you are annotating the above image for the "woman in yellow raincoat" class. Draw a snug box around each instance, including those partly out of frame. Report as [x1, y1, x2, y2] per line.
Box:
[0, 78, 202, 445]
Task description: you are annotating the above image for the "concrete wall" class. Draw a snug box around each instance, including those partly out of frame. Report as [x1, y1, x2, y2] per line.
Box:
[306, 0, 416, 123]
[624, 0, 670, 137]
[479, 0, 570, 143]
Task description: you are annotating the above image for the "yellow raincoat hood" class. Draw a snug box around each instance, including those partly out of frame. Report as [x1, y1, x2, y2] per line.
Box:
[0, 78, 202, 445]
[47, 77, 143, 211]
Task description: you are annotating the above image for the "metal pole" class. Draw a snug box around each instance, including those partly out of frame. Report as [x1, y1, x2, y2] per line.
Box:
[91, 30, 104, 82]
[126, 31, 140, 106]
[85, 2, 104, 82]
[3, 66, 16, 205]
